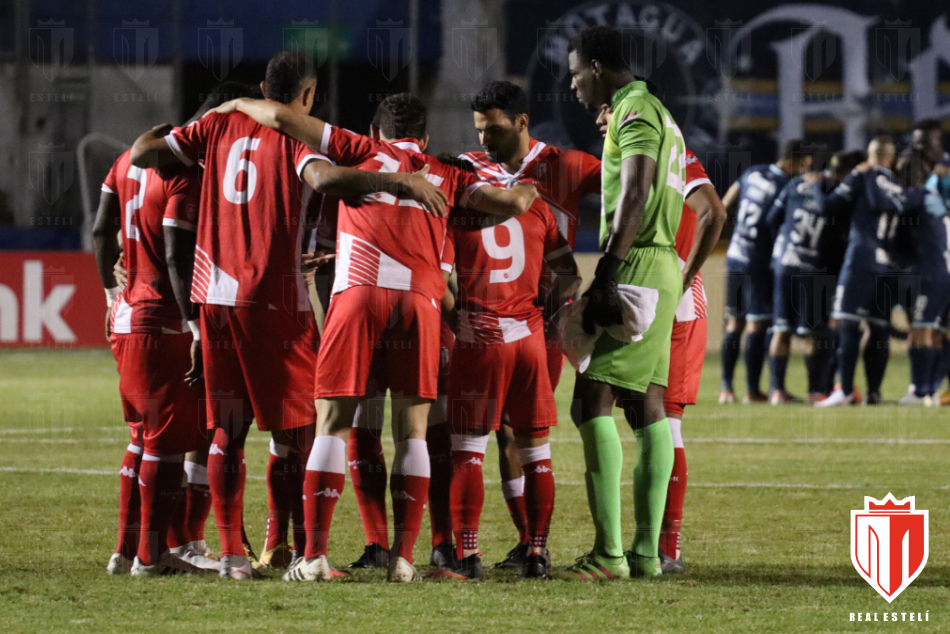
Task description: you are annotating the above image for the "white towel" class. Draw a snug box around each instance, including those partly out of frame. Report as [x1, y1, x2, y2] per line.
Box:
[552, 284, 660, 373]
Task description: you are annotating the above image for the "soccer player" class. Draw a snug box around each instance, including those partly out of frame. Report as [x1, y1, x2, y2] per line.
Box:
[212, 92, 537, 582]
[593, 106, 726, 573]
[438, 160, 580, 579]
[765, 150, 866, 403]
[94, 126, 213, 577]
[720, 141, 813, 403]
[460, 80, 601, 569]
[564, 25, 684, 580]
[129, 52, 450, 579]
[818, 136, 904, 407]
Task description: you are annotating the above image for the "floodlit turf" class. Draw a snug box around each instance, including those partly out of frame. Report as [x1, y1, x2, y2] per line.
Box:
[0, 349, 948, 633]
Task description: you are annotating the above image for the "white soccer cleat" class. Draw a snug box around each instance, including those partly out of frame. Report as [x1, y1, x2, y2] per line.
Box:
[387, 556, 422, 583]
[282, 555, 349, 582]
[107, 552, 134, 575]
[131, 552, 209, 576]
[169, 544, 221, 572]
[186, 540, 218, 561]
[219, 555, 255, 580]
[898, 389, 928, 406]
[718, 390, 736, 404]
[814, 388, 855, 407]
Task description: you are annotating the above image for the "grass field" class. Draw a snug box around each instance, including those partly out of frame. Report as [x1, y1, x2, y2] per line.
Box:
[1, 349, 948, 633]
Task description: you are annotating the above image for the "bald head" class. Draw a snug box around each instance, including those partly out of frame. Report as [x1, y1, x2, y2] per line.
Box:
[867, 136, 895, 170]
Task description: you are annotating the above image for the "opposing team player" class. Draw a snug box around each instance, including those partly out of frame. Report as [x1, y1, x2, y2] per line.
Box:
[212, 92, 537, 582]
[720, 142, 812, 403]
[437, 159, 580, 579]
[765, 151, 865, 403]
[818, 137, 905, 407]
[460, 80, 601, 569]
[129, 53, 449, 579]
[565, 25, 684, 580]
[94, 118, 213, 577]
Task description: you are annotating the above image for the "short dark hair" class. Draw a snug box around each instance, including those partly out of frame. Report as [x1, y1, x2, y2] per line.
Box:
[780, 139, 812, 162]
[471, 81, 528, 122]
[191, 82, 261, 121]
[568, 26, 628, 71]
[913, 118, 941, 134]
[372, 93, 427, 141]
[896, 149, 928, 187]
[831, 149, 865, 178]
[264, 51, 316, 105]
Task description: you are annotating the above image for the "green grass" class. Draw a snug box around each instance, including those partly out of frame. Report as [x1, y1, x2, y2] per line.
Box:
[1, 349, 948, 633]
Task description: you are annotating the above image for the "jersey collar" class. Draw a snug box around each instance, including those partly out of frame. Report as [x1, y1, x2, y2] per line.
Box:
[392, 139, 422, 153]
[611, 80, 648, 109]
[495, 138, 547, 183]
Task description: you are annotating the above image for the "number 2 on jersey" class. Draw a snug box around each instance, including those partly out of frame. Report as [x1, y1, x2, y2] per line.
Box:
[481, 218, 525, 283]
[124, 166, 146, 241]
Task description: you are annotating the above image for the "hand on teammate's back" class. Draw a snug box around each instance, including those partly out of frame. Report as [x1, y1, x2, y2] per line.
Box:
[397, 164, 449, 217]
[581, 253, 624, 335]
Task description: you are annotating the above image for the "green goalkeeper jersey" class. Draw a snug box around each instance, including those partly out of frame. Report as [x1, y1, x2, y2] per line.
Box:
[600, 80, 686, 253]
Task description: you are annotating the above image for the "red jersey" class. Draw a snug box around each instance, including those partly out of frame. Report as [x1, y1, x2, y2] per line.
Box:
[460, 139, 601, 247]
[102, 150, 200, 334]
[165, 112, 325, 311]
[675, 148, 714, 323]
[317, 125, 485, 306]
[441, 198, 569, 344]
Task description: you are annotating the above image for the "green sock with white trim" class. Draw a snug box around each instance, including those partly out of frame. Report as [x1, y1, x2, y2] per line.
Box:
[632, 418, 674, 561]
[579, 416, 624, 559]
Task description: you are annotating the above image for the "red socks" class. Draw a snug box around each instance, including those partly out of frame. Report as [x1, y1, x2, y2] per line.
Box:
[348, 426, 389, 547]
[208, 427, 248, 557]
[450, 434, 490, 558]
[137, 454, 185, 566]
[518, 443, 555, 551]
[426, 422, 453, 548]
[116, 444, 143, 559]
[303, 435, 346, 561]
[264, 441, 293, 552]
[183, 460, 212, 544]
[501, 477, 529, 545]
[390, 439, 430, 564]
[661, 417, 687, 559]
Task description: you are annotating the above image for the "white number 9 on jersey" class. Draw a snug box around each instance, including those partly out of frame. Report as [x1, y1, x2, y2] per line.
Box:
[481, 218, 525, 283]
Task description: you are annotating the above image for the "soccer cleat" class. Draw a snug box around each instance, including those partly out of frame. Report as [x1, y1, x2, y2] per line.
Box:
[428, 553, 484, 580]
[429, 542, 457, 570]
[769, 390, 800, 405]
[282, 555, 349, 581]
[835, 383, 863, 404]
[626, 550, 662, 579]
[186, 540, 218, 561]
[814, 389, 855, 407]
[169, 544, 221, 572]
[349, 543, 390, 569]
[387, 556, 422, 583]
[493, 542, 528, 570]
[898, 387, 928, 406]
[131, 552, 210, 577]
[718, 390, 736, 404]
[658, 548, 685, 574]
[107, 552, 134, 575]
[925, 394, 936, 407]
[807, 392, 829, 403]
[742, 392, 768, 404]
[940, 389, 950, 406]
[219, 555, 256, 580]
[560, 552, 629, 581]
[522, 552, 549, 579]
[253, 542, 295, 570]
[864, 392, 883, 405]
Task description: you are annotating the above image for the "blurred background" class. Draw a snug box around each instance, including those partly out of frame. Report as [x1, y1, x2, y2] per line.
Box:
[0, 0, 947, 347]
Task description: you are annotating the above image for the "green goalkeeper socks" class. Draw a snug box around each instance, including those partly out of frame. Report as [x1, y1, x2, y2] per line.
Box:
[579, 416, 624, 559]
[632, 418, 674, 559]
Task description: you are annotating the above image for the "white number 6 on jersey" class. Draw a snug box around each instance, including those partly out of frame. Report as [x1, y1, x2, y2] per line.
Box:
[223, 137, 261, 204]
[481, 218, 525, 283]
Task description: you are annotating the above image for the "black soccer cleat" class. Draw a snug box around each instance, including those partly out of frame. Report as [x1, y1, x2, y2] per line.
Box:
[865, 392, 883, 406]
[450, 554, 484, 580]
[522, 553, 548, 579]
[658, 548, 685, 574]
[493, 542, 528, 570]
[429, 542, 457, 570]
[349, 543, 390, 569]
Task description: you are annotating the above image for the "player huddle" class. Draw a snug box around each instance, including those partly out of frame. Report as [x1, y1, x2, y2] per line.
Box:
[93, 25, 729, 582]
[719, 124, 950, 408]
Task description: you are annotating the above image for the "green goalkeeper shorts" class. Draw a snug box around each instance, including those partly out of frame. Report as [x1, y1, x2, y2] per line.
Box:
[580, 246, 682, 393]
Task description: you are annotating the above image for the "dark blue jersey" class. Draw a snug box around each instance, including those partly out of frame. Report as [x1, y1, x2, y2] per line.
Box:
[898, 185, 950, 278]
[726, 163, 789, 269]
[826, 166, 904, 271]
[767, 175, 834, 273]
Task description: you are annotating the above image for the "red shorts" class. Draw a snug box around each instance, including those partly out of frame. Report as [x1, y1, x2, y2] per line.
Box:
[201, 304, 317, 432]
[545, 335, 565, 390]
[664, 317, 707, 416]
[315, 286, 440, 399]
[111, 333, 210, 455]
[447, 328, 558, 436]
